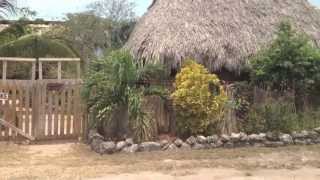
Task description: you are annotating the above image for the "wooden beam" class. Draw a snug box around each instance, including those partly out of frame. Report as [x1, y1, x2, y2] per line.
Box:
[39, 61, 43, 80]
[0, 57, 36, 62]
[0, 119, 35, 141]
[58, 61, 62, 80]
[31, 61, 36, 80]
[77, 61, 81, 79]
[2, 61, 7, 81]
[39, 58, 81, 62]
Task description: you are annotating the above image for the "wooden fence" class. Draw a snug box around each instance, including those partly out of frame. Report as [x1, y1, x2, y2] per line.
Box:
[0, 57, 87, 142]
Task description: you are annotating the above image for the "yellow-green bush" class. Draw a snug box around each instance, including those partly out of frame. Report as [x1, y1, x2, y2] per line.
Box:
[171, 60, 227, 136]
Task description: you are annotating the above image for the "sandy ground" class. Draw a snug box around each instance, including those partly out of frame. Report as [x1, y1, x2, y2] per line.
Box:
[1, 142, 320, 180]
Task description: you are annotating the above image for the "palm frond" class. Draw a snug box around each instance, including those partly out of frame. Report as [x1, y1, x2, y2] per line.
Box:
[0, 0, 15, 18]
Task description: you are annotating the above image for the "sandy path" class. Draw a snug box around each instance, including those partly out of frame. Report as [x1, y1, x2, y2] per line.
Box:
[92, 168, 320, 180]
[1, 143, 320, 180]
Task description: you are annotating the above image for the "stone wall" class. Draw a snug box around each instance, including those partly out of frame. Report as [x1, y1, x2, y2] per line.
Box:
[88, 127, 320, 154]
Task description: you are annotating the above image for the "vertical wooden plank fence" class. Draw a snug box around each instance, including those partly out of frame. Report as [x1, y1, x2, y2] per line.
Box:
[0, 57, 87, 142]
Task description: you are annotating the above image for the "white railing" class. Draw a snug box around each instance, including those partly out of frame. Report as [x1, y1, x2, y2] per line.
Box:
[0, 57, 81, 81]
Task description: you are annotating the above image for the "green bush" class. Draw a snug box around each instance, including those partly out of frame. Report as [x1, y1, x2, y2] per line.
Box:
[250, 21, 320, 111]
[242, 99, 320, 134]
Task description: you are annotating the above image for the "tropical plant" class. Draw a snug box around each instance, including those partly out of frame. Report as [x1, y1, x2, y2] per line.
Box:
[0, 21, 29, 45]
[250, 21, 320, 110]
[171, 60, 228, 137]
[83, 50, 167, 142]
[0, 0, 15, 18]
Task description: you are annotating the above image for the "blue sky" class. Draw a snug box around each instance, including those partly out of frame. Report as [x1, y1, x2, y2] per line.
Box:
[16, 0, 320, 20]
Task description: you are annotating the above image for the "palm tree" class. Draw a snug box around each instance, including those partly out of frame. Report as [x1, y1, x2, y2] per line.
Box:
[0, 0, 15, 18]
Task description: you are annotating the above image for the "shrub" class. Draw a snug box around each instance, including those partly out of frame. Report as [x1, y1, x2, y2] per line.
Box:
[250, 21, 320, 111]
[171, 60, 227, 136]
[83, 50, 167, 142]
[242, 98, 320, 134]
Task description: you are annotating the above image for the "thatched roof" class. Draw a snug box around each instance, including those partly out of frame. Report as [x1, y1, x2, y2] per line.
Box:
[125, 0, 320, 73]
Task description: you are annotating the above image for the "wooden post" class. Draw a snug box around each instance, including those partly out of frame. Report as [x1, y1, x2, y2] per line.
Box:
[31, 61, 36, 80]
[39, 61, 43, 80]
[2, 61, 7, 81]
[58, 61, 62, 80]
[77, 61, 81, 79]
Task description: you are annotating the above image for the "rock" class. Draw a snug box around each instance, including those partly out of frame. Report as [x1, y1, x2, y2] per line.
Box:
[139, 142, 161, 152]
[125, 138, 134, 146]
[122, 144, 139, 153]
[306, 139, 314, 145]
[166, 144, 179, 151]
[88, 129, 103, 144]
[174, 138, 184, 147]
[314, 127, 320, 134]
[220, 134, 231, 143]
[90, 138, 104, 153]
[116, 141, 127, 151]
[292, 131, 309, 139]
[186, 136, 197, 146]
[230, 133, 241, 142]
[279, 134, 293, 145]
[180, 143, 192, 150]
[207, 135, 219, 143]
[308, 131, 319, 139]
[266, 132, 280, 141]
[192, 143, 205, 150]
[239, 133, 249, 142]
[224, 142, 234, 148]
[197, 135, 207, 144]
[265, 141, 285, 148]
[313, 137, 320, 144]
[160, 140, 169, 148]
[248, 134, 266, 142]
[100, 141, 116, 154]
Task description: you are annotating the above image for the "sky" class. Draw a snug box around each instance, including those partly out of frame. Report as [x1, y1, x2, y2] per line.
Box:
[16, 0, 153, 20]
[15, 0, 320, 21]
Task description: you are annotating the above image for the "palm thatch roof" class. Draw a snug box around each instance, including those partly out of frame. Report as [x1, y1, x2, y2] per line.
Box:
[125, 0, 320, 73]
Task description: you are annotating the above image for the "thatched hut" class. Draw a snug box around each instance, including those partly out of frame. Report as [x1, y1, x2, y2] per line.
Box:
[126, 0, 320, 80]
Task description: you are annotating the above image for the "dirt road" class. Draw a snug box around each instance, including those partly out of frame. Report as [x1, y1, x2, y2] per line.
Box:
[1, 142, 320, 180]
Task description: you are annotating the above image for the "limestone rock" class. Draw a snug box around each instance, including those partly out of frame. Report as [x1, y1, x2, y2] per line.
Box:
[100, 141, 116, 154]
[180, 143, 192, 150]
[174, 138, 184, 147]
[207, 135, 219, 143]
[266, 132, 280, 141]
[125, 138, 134, 146]
[122, 144, 139, 153]
[192, 143, 205, 150]
[279, 134, 293, 145]
[139, 142, 161, 152]
[186, 136, 197, 146]
[160, 140, 169, 148]
[220, 134, 231, 143]
[196, 135, 207, 144]
[116, 141, 127, 151]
